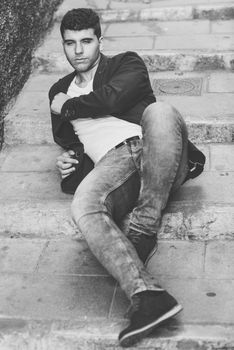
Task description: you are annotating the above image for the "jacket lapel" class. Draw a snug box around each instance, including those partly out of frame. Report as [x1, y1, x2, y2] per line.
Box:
[93, 54, 109, 89]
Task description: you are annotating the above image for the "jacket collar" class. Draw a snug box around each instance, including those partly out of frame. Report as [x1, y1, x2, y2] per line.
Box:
[93, 53, 109, 88]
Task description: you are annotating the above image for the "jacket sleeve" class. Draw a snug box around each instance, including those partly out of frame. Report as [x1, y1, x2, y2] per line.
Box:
[49, 80, 81, 149]
[60, 52, 153, 121]
[48, 81, 94, 194]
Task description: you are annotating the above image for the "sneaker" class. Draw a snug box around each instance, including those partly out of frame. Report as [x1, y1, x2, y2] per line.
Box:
[119, 290, 182, 348]
[129, 232, 157, 265]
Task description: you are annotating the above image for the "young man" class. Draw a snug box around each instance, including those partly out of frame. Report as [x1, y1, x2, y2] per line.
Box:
[49, 8, 205, 347]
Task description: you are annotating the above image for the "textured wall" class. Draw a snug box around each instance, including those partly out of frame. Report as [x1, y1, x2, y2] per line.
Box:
[0, 0, 62, 148]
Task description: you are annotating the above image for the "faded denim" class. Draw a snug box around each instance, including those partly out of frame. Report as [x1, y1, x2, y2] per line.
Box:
[71, 102, 188, 299]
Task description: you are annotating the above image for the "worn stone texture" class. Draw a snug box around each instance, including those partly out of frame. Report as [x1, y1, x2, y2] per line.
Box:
[0, 143, 233, 239]
[33, 50, 234, 72]
[211, 20, 234, 34]
[0, 236, 234, 349]
[0, 321, 234, 350]
[208, 72, 234, 92]
[104, 20, 210, 37]
[205, 241, 234, 278]
[54, 1, 234, 22]
[0, 239, 46, 273]
[0, 0, 62, 149]
[0, 200, 76, 238]
[33, 19, 234, 73]
[0, 168, 234, 239]
[0, 274, 115, 320]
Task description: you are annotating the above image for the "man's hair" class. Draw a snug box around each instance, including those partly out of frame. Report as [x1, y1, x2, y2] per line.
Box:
[60, 8, 101, 39]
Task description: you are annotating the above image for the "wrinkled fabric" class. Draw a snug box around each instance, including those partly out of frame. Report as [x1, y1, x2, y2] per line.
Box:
[71, 103, 188, 298]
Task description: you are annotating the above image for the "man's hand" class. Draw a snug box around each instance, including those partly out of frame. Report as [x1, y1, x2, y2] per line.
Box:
[56, 150, 79, 179]
[51, 92, 71, 115]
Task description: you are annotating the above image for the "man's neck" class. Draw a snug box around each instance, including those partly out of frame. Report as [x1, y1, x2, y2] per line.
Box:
[75, 55, 100, 87]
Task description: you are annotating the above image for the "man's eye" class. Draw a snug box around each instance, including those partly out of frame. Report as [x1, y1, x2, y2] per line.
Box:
[83, 40, 92, 44]
[65, 41, 74, 46]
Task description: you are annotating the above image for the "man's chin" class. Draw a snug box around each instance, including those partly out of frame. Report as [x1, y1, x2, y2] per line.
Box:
[72, 62, 91, 72]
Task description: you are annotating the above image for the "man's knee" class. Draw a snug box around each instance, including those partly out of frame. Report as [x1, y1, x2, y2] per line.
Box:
[142, 102, 182, 126]
[141, 102, 187, 137]
[71, 188, 92, 227]
[71, 188, 105, 228]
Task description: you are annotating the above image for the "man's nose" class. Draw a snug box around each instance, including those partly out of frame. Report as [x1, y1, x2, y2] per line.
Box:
[75, 43, 83, 55]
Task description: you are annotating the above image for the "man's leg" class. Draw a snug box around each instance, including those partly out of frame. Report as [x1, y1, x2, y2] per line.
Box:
[71, 144, 163, 298]
[71, 104, 186, 347]
[117, 102, 188, 347]
[128, 102, 188, 261]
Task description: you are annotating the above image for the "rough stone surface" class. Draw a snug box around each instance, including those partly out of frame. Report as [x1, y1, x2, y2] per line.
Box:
[211, 20, 234, 34]
[153, 34, 233, 51]
[0, 200, 76, 238]
[0, 144, 61, 172]
[104, 20, 210, 37]
[54, 2, 234, 22]
[0, 321, 234, 350]
[33, 50, 234, 73]
[205, 241, 234, 278]
[0, 158, 234, 239]
[0, 0, 62, 149]
[0, 235, 234, 349]
[32, 17, 234, 73]
[208, 72, 234, 92]
[0, 238, 46, 273]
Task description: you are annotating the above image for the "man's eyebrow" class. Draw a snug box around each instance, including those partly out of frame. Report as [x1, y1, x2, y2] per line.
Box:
[63, 38, 75, 42]
[63, 37, 93, 42]
[81, 37, 93, 40]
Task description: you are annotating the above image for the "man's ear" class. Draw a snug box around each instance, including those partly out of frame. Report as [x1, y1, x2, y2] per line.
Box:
[99, 36, 104, 51]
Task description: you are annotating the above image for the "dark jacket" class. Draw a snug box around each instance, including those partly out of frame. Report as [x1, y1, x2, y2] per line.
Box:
[49, 51, 205, 194]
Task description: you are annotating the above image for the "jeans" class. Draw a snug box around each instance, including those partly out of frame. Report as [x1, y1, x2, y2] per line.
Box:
[71, 102, 188, 299]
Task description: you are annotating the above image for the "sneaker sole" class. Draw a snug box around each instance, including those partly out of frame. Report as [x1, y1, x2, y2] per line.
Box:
[119, 304, 182, 348]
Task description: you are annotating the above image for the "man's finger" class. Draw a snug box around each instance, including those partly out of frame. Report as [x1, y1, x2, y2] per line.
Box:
[61, 167, 76, 179]
[56, 161, 73, 170]
[61, 167, 76, 175]
[57, 156, 79, 165]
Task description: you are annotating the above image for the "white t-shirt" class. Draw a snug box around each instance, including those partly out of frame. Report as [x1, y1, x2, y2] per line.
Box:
[67, 76, 142, 164]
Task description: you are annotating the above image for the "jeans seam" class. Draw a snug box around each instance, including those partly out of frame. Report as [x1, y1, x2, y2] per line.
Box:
[103, 214, 149, 295]
[127, 141, 142, 176]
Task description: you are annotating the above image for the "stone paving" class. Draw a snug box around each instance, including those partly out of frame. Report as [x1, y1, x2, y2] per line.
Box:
[1, 0, 234, 349]
[0, 237, 234, 348]
[34, 18, 234, 72]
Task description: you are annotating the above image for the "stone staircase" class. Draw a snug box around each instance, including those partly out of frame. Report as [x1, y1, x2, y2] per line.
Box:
[0, 0, 234, 348]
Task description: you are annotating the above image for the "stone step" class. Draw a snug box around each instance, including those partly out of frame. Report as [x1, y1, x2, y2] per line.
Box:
[33, 20, 234, 72]
[1, 318, 234, 349]
[0, 143, 233, 239]
[0, 236, 234, 349]
[4, 71, 234, 145]
[54, 0, 234, 22]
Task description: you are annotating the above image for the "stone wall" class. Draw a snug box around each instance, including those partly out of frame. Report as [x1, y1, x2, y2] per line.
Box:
[0, 0, 62, 149]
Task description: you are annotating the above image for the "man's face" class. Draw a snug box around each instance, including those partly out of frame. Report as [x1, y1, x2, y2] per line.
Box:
[62, 28, 103, 72]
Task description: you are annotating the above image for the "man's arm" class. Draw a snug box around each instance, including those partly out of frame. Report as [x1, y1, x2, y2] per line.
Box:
[51, 92, 70, 116]
[58, 52, 154, 121]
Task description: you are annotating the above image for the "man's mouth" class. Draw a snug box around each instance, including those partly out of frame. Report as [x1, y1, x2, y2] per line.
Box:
[74, 58, 87, 62]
